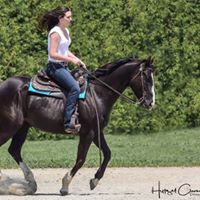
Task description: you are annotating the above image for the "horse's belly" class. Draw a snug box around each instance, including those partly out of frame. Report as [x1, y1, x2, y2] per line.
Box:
[25, 95, 65, 133]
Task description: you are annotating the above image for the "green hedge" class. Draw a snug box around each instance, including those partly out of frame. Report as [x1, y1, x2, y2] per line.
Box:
[0, 0, 200, 138]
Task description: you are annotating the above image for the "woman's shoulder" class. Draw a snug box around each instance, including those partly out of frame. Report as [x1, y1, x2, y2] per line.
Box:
[49, 26, 62, 35]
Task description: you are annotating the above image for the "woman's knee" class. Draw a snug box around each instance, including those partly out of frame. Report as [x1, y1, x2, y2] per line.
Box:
[71, 84, 80, 94]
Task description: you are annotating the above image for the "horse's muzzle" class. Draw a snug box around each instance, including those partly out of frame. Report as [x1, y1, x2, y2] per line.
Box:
[142, 99, 154, 109]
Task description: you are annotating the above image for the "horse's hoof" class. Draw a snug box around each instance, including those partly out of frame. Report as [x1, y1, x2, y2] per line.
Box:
[90, 178, 99, 190]
[60, 188, 69, 196]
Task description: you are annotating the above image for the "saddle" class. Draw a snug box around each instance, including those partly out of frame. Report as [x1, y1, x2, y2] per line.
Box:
[29, 69, 88, 99]
[32, 70, 60, 92]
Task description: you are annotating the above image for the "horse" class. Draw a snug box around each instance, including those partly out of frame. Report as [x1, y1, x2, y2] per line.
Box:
[0, 57, 155, 195]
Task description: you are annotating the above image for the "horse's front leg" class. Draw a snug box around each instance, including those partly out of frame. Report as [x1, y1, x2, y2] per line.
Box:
[60, 133, 93, 196]
[90, 133, 111, 190]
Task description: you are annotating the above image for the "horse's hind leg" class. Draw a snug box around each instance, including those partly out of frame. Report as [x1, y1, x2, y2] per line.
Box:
[8, 122, 37, 194]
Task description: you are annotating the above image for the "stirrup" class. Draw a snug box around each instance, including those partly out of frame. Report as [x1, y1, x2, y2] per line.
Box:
[65, 106, 80, 134]
[70, 106, 79, 125]
[65, 123, 81, 134]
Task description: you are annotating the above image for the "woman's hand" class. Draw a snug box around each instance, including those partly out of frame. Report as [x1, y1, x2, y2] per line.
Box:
[67, 51, 86, 68]
[73, 59, 87, 69]
[80, 61, 87, 69]
[72, 59, 82, 66]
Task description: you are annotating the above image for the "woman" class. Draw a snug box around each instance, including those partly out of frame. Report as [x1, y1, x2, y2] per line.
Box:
[40, 6, 85, 134]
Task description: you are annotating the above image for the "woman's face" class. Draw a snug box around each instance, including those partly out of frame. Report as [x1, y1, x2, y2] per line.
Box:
[60, 11, 72, 27]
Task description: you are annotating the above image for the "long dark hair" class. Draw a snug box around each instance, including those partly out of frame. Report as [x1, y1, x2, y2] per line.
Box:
[39, 6, 70, 32]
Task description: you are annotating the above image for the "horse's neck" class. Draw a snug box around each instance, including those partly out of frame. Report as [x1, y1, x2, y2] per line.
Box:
[93, 63, 137, 113]
[99, 64, 136, 95]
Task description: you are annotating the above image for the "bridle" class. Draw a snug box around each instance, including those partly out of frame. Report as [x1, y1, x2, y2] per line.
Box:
[128, 62, 147, 105]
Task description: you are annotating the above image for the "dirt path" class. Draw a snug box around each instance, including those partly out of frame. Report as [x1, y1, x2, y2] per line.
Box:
[1, 167, 200, 200]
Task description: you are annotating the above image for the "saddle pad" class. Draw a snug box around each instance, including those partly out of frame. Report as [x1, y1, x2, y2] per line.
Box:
[28, 80, 88, 100]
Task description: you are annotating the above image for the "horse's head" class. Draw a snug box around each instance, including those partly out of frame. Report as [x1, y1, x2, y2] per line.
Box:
[129, 57, 155, 109]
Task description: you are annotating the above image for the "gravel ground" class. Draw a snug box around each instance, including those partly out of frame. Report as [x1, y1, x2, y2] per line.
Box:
[1, 167, 200, 200]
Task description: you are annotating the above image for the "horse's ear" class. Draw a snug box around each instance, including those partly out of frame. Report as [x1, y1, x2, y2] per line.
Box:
[150, 56, 154, 64]
[145, 56, 151, 66]
[146, 56, 154, 66]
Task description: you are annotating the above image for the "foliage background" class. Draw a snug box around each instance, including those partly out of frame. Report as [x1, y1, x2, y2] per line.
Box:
[0, 0, 199, 139]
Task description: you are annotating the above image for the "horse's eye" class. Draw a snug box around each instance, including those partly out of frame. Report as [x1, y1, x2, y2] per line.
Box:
[144, 70, 149, 77]
[143, 70, 152, 82]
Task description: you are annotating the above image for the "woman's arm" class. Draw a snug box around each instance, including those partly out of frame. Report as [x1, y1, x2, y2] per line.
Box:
[68, 51, 86, 68]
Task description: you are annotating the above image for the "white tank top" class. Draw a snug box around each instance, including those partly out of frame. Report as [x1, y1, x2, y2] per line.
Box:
[48, 26, 71, 62]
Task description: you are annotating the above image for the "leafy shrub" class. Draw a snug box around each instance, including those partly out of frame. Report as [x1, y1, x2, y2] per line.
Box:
[0, 0, 199, 138]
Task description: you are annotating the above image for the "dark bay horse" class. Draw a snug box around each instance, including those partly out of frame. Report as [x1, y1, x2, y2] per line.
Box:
[0, 57, 155, 195]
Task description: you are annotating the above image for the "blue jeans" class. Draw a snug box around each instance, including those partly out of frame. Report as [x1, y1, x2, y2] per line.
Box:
[45, 62, 80, 128]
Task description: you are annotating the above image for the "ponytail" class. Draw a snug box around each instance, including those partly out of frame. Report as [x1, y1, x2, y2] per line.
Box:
[39, 6, 70, 32]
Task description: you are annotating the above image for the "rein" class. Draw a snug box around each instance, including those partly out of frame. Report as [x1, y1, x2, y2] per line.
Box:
[89, 86, 102, 166]
[81, 67, 144, 105]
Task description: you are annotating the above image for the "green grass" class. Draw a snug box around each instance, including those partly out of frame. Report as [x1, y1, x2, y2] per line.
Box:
[1, 127, 200, 168]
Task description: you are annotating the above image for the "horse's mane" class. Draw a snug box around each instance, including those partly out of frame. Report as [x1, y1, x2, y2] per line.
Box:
[93, 57, 137, 78]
